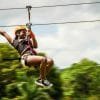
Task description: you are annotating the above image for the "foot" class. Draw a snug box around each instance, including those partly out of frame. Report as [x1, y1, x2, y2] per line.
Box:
[35, 79, 53, 87]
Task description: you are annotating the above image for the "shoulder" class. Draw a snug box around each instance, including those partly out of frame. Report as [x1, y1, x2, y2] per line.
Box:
[11, 39, 18, 47]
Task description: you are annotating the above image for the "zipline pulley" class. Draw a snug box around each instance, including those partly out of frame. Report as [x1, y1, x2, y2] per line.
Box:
[26, 5, 32, 30]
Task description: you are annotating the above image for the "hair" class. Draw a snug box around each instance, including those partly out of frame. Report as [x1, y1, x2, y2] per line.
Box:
[14, 30, 21, 39]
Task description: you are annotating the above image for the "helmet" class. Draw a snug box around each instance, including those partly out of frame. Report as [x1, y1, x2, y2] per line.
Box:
[14, 25, 27, 34]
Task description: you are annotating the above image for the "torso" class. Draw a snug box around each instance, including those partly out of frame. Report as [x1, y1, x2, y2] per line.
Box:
[12, 38, 37, 55]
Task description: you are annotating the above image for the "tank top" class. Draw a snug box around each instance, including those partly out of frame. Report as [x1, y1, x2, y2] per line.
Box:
[12, 38, 37, 55]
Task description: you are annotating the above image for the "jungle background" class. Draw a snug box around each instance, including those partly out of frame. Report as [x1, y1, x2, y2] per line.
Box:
[0, 43, 100, 100]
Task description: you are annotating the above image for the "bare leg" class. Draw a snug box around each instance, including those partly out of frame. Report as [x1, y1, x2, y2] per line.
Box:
[39, 58, 47, 80]
[45, 57, 54, 76]
[26, 55, 47, 80]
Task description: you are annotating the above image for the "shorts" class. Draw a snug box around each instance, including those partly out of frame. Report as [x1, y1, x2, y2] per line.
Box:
[21, 54, 29, 67]
[21, 50, 37, 67]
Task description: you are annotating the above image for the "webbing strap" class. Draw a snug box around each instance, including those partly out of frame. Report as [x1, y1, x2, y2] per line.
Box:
[26, 5, 32, 30]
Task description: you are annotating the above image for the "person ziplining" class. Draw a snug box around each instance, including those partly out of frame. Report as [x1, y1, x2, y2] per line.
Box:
[0, 5, 54, 87]
[0, 25, 54, 87]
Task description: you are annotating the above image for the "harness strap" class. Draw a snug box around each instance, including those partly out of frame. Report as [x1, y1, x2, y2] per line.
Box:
[21, 45, 30, 55]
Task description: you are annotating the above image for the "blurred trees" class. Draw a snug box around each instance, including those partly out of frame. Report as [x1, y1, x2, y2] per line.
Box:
[0, 43, 63, 100]
[0, 43, 100, 100]
[61, 58, 100, 100]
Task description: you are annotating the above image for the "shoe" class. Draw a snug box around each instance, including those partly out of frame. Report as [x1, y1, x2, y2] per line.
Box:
[43, 79, 53, 87]
[35, 79, 53, 87]
[35, 79, 44, 87]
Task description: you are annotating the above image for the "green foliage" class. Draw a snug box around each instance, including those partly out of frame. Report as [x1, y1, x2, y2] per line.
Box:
[61, 58, 100, 99]
[0, 43, 100, 100]
[0, 43, 62, 100]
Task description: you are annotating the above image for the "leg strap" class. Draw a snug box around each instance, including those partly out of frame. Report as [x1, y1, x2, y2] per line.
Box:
[21, 54, 29, 66]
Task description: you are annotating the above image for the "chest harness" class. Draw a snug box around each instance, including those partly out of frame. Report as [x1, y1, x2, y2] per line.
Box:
[13, 33, 37, 56]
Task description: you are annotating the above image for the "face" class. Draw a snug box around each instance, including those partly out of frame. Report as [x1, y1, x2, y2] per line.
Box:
[16, 29, 27, 38]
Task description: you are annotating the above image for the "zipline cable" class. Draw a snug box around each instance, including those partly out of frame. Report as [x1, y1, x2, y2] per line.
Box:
[0, 1, 100, 27]
[31, 1, 100, 8]
[31, 19, 100, 26]
[0, 19, 100, 27]
[0, 7, 25, 11]
[0, 1, 100, 10]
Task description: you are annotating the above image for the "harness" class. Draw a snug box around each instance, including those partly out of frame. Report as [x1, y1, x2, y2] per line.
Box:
[13, 35, 37, 56]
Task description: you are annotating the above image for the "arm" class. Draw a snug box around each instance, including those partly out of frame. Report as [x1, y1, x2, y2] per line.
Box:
[28, 30, 38, 48]
[0, 30, 13, 44]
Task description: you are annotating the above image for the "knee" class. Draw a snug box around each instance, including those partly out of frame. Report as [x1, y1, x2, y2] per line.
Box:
[41, 57, 47, 63]
[47, 58, 54, 66]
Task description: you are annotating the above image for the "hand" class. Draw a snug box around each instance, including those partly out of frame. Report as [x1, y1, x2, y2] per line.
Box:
[26, 23, 32, 30]
[26, 29, 31, 36]
[0, 29, 6, 36]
